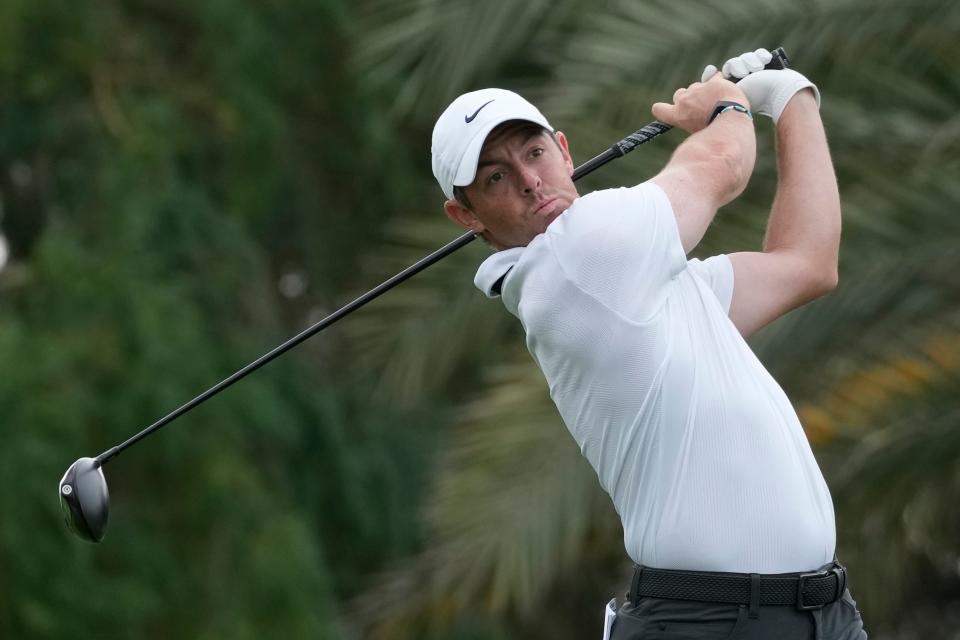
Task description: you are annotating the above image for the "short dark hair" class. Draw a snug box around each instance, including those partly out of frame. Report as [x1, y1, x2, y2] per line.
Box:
[453, 185, 473, 210]
[452, 121, 558, 211]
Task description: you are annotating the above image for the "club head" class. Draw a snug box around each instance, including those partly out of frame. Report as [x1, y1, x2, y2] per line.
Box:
[59, 457, 110, 543]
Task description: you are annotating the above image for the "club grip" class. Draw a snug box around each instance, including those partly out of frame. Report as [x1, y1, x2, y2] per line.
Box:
[762, 46, 789, 72]
[728, 47, 789, 83]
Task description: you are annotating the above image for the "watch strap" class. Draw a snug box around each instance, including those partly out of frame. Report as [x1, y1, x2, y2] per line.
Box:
[708, 100, 752, 125]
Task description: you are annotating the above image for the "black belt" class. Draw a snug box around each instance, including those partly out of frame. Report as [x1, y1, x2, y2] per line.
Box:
[629, 562, 847, 611]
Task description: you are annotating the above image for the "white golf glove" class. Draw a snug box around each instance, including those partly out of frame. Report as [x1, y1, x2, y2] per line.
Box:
[701, 48, 820, 124]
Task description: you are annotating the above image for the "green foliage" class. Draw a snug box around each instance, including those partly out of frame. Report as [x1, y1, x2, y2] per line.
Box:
[0, 0, 429, 637]
[0, 222, 331, 638]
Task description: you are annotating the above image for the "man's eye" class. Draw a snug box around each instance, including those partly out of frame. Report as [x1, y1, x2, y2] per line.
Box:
[488, 171, 504, 184]
[531, 147, 544, 158]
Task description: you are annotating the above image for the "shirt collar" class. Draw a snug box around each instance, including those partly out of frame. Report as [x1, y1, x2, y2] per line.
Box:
[474, 247, 525, 298]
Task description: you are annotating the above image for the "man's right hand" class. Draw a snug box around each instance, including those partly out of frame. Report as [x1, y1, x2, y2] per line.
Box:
[652, 73, 750, 134]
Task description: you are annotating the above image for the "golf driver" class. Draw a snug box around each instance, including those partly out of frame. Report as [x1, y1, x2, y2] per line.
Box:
[59, 48, 789, 542]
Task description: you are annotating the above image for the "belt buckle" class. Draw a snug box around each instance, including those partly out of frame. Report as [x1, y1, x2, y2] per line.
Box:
[831, 564, 848, 601]
[796, 571, 824, 611]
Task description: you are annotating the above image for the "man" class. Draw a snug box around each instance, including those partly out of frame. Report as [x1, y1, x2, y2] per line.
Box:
[431, 49, 866, 639]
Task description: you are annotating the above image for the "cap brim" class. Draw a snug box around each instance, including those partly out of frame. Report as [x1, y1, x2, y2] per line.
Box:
[451, 118, 506, 192]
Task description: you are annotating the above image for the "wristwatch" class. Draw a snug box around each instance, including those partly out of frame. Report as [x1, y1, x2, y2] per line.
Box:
[708, 101, 752, 125]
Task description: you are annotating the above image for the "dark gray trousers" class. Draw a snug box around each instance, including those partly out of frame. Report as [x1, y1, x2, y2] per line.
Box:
[610, 588, 867, 639]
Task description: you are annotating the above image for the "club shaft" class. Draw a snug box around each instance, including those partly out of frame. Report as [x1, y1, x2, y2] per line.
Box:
[97, 46, 789, 465]
[96, 230, 477, 464]
[96, 128, 627, 465]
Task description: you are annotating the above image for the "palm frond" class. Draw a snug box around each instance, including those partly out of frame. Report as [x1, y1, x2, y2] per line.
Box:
[351, 0, 581, 122]
[354, 359, 619, 637]
[348, 0, 960, 635]
[343, 212, 517, 407]
[750, 238, 960, 401]
[823, 384, 960, 623]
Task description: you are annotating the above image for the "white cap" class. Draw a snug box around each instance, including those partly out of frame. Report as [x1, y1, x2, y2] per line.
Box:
[431, 88, 553, 200]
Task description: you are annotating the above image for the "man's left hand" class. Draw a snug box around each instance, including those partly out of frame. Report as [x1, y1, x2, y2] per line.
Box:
[702, 48, 820, 124]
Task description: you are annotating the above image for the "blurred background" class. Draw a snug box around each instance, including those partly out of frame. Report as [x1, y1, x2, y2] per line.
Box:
[1, 0, 958, 638]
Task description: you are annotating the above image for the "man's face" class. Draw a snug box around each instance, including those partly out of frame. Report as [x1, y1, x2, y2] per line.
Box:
[444, 122, 578, 249]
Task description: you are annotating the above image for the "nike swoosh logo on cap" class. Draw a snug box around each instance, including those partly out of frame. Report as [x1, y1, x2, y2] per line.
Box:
[465, 100, 495, 123]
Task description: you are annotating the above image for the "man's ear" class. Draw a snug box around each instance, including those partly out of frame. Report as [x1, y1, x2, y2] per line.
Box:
[444, 198, 485, 234]
[554, 130, 574, 175]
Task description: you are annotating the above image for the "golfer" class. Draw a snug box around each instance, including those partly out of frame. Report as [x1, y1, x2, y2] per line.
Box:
[431, 49, 866, 639]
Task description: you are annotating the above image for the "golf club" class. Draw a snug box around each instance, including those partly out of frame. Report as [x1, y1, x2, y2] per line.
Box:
[59, 47, 789, 542]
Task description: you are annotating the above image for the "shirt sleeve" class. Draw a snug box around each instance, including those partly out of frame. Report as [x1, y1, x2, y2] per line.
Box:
[686, 254, 735, 314]
[544, 181, 688, 321]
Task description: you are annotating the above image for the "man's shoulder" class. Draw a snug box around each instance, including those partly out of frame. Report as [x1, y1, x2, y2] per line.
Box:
[562, 181, 668, 224]
[568, 184, 629, 212]
[546, 182, 671, 246]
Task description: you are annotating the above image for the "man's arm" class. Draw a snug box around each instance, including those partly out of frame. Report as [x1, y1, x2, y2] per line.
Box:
[650, 74, 757, 254]
[727, 89, 841, 337]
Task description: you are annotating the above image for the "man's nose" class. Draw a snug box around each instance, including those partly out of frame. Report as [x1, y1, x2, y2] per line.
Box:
[520, 168, 541, 194]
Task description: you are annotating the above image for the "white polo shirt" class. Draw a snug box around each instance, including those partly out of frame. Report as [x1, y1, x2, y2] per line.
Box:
[474, 182, 835, 574]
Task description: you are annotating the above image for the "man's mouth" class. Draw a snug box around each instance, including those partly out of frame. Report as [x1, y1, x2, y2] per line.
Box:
[533, 198, 557, 216]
